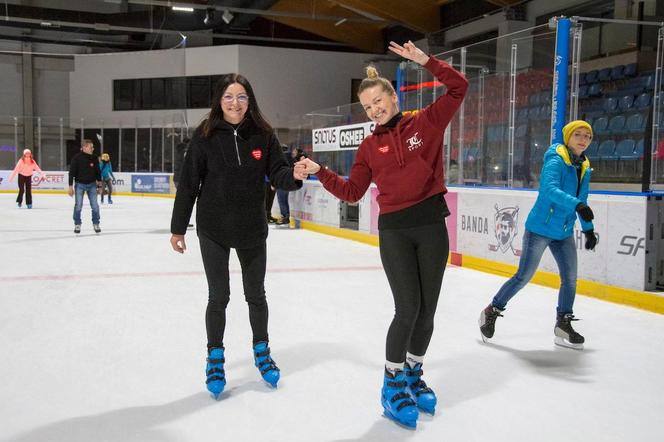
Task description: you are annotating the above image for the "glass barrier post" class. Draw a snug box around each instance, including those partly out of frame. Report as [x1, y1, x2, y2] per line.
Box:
[458, 47, 466, 182]
[508, 44, 517, 187]
[650, 25, 664, 190]
[59, 117, 64, 170]
[569, 20, 583, 121]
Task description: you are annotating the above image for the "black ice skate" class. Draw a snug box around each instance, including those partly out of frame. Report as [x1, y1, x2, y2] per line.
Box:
[554, 314, 584, 350]
[479, 305, 503, 342]
[93, 224, 101, 234]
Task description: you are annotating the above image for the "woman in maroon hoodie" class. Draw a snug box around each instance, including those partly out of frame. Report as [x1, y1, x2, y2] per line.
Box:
[298, 41, 467, 428]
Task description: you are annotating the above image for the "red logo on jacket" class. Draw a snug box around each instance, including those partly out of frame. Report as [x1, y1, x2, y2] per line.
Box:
[378, 145, 390, 154]
[251, 149, 262, 160]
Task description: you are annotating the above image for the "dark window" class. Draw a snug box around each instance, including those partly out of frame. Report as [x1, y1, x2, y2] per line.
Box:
[188, 76, 211, 108]
[114, 80, 135, 111]
[113, 74, 225, 110]
[150, 78, 165, 110]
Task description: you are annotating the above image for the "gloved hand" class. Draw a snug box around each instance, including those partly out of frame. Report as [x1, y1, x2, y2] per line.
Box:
[583, 230, 597, 250]
[576, 203, 594, 222]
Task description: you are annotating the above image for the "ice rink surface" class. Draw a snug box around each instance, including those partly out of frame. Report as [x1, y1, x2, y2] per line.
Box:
[1, 193, 663, 442]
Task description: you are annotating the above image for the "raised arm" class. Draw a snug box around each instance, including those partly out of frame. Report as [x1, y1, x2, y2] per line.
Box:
[388, 40, 468, 131]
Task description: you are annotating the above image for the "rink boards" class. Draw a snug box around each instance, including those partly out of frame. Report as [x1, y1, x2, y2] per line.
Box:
[1, 170, 660, 311]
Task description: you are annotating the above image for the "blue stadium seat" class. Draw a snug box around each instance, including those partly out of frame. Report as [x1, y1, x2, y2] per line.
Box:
[539, 105, 550, 120]
[598, 68, 612, 82]
[642, 74, 655, 90]
[610, 65, 625, 80]
[615, 139, 636, 158]
[634, 92, 651, 109]
[585, 140, 599, 158]
[585, 70, 599, 83]
[635, 139, 645, 157]
[604, 97, 618, 113]
[515, 124, 527, 138]
[619, 95, 634, 112]
[528, 106, 540, 120]
[593, 116, 609, 135]
[540, 92, 552, 104]
[626, 113, 646, 134]
[529, 93, 540, 106]
[588, 83, 602, 97]
[579, 85, 589, 99]
[608, 115, 626, 134]
[517, 108, 529, 122]
[579, 72, 587, 86]
[624, 63, 638, 77]
[598, 139, 617, 159]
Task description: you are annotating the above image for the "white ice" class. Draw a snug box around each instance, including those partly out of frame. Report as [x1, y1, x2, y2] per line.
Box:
[1, 193, 663, 442]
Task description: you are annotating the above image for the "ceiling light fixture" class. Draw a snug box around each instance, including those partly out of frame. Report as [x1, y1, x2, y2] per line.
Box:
[221, 9, 234, 25]
[203, 8, 214, 25]
[172, 6, 194, 12]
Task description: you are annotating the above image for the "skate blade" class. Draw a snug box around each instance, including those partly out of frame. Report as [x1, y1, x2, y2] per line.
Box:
[382, 411, 417, 429]
[554, 337, 584, 350]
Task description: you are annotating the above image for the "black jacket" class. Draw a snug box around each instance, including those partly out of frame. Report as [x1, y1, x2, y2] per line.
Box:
[69, 152, 101, 185]
[170, 119, 302, 248]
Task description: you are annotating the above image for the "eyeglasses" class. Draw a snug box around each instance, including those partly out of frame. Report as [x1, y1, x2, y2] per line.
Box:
[222, 94, 249, 104]
[572, 133, 592, 141]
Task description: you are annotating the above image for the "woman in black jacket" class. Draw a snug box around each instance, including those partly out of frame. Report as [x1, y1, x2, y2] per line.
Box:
[170, 74, 306, 399]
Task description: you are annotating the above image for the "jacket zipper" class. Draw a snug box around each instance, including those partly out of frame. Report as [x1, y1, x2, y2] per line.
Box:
[545, 207, 553, 224]
[233, 129, 242, 166]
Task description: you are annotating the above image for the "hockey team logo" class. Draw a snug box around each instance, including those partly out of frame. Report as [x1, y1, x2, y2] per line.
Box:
[251, 149, 262, 160]
[378, 145, 390, 154]
[406, 132, 423, 151]
[489, 204, 521, 255]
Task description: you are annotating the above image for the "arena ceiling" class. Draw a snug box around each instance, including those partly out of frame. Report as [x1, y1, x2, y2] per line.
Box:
[0, 0, 525, 53]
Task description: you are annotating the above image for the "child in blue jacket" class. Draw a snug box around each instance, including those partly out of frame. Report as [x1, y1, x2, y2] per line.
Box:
[99, 153, 115, 204]
[479, 120, 597, 350]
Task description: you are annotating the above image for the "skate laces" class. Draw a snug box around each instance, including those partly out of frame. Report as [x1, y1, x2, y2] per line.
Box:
[486, 307, 503, 324]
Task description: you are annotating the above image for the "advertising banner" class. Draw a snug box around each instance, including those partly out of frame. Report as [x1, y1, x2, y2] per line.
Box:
[131, 174, 171, 194]
[453, 187, 646, 290]
[312, 121, 375, 152]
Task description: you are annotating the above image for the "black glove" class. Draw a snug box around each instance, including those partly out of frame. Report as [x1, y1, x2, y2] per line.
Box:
[576, 203, 594, 222]
[584, 230, 597, 250]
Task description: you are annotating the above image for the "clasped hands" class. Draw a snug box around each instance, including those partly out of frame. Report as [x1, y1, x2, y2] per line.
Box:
[292, 158, 321, 180]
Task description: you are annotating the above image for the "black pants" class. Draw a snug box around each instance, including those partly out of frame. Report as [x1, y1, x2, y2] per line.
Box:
[16, 175, 32, 205]
[379, 222, 449, 363]
[265, 182, 276, 220]
[100, 178, 113, 202]
[198, 232, 269, 349]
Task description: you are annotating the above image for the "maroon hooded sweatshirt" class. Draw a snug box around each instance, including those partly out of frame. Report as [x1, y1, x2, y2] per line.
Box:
[315, 56, 468, 217]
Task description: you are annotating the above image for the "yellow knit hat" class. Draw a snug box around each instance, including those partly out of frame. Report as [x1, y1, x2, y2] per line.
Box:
[101, 153, 110, 161]
[562, 120, 593, 146]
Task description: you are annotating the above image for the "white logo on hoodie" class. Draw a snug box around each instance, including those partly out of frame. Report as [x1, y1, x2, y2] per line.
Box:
[406, 132, 423, 151]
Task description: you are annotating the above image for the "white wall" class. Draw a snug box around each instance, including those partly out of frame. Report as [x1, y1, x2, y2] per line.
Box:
[239, 45, 396, 128]
[68, 44, 396, 129]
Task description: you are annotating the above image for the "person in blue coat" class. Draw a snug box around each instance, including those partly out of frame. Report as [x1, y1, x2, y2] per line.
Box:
[479, 120, 597, 350]
[98, 153, 115, 204]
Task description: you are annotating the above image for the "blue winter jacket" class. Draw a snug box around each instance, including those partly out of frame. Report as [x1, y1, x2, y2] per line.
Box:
[99, 161, 115, 180]
[525, 144, 594, 240]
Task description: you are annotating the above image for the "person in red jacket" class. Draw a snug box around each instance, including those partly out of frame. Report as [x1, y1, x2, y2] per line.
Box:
[9, 148, 45, 209]
[297, 41, 467, 428]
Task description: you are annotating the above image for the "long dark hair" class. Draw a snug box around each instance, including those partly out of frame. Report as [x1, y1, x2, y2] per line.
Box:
[200, 73, 272, 137]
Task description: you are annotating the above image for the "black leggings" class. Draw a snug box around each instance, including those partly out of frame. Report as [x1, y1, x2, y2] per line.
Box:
[198, 232, 269, 349]
[17, 174, 32, 205]
[379, 222, 449, 363]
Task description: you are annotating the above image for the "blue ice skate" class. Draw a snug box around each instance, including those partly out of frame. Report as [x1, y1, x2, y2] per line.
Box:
[405, 363, 437, 415]
[253, 341, 280, 388]
[205, 347, 226, 399]
[381, 369, 419, 429]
